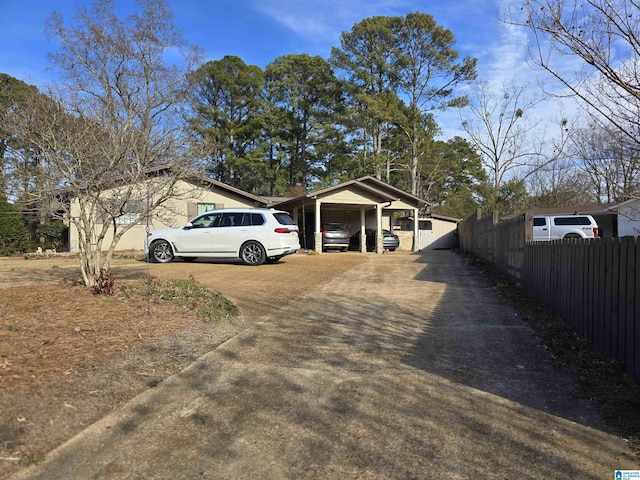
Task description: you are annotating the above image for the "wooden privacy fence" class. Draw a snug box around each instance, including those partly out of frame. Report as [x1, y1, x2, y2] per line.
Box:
[458, 209, 532, 281]
[459, 209, 640, 383]
[522, 237, 639, 382]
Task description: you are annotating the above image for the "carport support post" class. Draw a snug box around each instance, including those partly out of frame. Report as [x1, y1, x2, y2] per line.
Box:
[413, 208, 419, 252]
[314, 200, 322, 253]
[359, 207, 366, 253]
[376, 204, 383, 254]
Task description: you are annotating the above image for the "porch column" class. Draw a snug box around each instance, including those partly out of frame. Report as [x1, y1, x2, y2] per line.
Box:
[314, 200, 322, 253]
[359, 207, 366, 253]
[413, 207, 419, 252]
[376, 204, 383, 254]
[292, 207, 299, 224]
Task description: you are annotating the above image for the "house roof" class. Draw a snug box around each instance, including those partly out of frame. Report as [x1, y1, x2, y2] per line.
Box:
[507, 203, 618, 218]
[143, 164, 268, 205]
[428, 214, 461, 223]
[399, 214, 460, 223]
[605, 198, 640, 211]
[262, 196, 293, 206]
[188, 175, 267, 205]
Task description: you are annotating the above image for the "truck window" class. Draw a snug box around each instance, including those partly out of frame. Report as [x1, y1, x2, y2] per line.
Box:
[554, 217, 591, 226]
[533, 218, 546, 227]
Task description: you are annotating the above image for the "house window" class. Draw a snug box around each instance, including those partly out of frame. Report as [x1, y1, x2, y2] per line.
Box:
[115, 201, 142, 225]
[197, 203, 217, 215]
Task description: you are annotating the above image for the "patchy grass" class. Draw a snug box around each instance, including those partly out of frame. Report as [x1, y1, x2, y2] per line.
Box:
[119, 276, 239, 322]
[462, 251, 640, 449]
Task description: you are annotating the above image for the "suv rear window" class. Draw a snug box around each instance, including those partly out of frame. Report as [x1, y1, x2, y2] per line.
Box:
[273, 212, 295, 225]
[323, 223, 348, 232]
[553, 217, 592, 226]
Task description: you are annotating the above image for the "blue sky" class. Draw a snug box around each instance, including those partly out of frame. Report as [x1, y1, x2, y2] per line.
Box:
[1, 0, 540, 138]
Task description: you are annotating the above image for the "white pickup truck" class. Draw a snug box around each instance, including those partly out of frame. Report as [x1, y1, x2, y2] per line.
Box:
[532, 214, 599, 240]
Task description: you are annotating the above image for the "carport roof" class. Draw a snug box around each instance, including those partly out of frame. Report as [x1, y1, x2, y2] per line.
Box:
[355, 176, 429, 207]
[272, 176, 429, 209]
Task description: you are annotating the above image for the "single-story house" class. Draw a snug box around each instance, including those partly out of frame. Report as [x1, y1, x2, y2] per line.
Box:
[69, 176, 268, 253]
[69, 173, 429, 255]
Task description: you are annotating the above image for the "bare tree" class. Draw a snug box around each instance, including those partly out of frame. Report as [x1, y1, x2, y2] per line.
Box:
[460, 82, 562, 196]
[569, 123, 640, 201]
[527, 156, 597, 206]
[5, 0, 201, 287]
[507, 0, 640, 179]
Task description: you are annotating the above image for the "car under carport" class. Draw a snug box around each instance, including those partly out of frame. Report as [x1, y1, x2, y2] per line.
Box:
[272, 176, 429, 254]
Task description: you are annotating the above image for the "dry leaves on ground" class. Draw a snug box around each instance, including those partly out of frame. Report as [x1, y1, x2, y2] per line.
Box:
[0, 282, 199, 391]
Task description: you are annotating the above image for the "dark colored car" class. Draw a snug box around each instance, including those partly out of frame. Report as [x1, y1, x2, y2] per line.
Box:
[321, 223, 350, 252]
[350, 228, 400, 252]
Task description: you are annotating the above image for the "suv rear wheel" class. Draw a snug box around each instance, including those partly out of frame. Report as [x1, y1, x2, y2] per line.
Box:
[240, 241, 266, 266]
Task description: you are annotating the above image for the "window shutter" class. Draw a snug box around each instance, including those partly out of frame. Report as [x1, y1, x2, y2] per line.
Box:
[138, 200, 149, 225]
[187, 203, 197, 218]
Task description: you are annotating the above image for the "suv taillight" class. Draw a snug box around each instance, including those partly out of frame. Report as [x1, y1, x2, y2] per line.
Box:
[593, 227, 599, 237]
[274, 227, 293, 233]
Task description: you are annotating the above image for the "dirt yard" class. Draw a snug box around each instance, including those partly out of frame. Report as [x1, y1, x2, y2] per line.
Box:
[2, 251, 639, 479]
[0, 252, 368, 479]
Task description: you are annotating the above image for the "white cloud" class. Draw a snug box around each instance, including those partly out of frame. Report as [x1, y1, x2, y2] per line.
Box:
[250, 0, 414, 42]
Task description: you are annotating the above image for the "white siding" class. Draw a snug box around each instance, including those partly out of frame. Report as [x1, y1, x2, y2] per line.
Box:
[618, 201, 640, 237]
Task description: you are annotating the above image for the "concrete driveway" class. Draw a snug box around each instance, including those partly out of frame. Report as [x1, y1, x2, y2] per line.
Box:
[10, 250, 638, 479]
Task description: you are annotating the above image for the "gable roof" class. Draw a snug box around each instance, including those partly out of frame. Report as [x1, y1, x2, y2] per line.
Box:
[356, 176, 430, 207]
[273, 176, 429, 209]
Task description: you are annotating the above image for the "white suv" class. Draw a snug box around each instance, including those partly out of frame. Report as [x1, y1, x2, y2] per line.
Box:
[145, 208, 300, 265]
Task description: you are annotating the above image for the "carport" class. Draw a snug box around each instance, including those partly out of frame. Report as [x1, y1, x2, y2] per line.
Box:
[274, 176, 429, 253]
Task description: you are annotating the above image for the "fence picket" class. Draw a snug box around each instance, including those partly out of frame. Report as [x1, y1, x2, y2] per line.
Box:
[611, 239, 621, 364]
[624, 237, 636, 378]
[603, 239, 613, 357]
